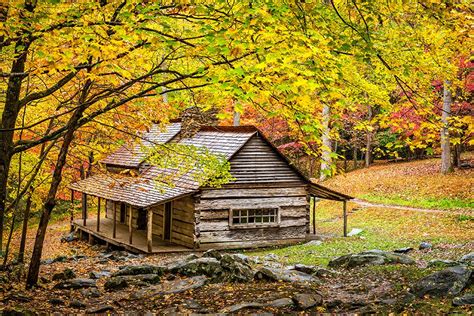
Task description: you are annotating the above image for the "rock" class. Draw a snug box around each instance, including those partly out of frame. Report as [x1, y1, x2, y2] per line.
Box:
[328, 250, 415, 268]
[86, 305, 114, 314]
[202, 249, 222, 260]
[305, 240, 323, 246]
[393, 247, 414, 254]
[459, 253, 474, 265]
[71, 254, 87, 261]
[183, 254, 200, 261]
[267, 298, 294, 307]
[52, 268, 76, 281]
[132, 275, 208, 299]
[54, 278, 96, 290]
[89, 270, 111, 279]
[452, 293, 474, 306]
[80, 287, 101, 298]
[411, 266, 472, 298]
[70, 299, 87, 308]
[42, 255, 68, 265]
[263, 253, 279, 262]
[104, 274, 161, 291]
[113, 265, 165, 277]
[427, 259, 459, 268]
[222, 302, 264, 313]
[347, 228, 364, 237]
[292, 293, 323, 309]
[183, 299, 202, 309]
[169, 257, 222, 278]
[292, 264, 319, 275]
[220, 254, 254, 282]
[49, 298, 64, 305]
[229, 253, 251, 264]
[39, 276, 50, 284]
[255, 267, 318, 283]
[419, 242, 432, 250]
[60, 232, 77, 243]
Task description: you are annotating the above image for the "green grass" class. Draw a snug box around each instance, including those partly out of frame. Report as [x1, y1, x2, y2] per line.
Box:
[359, 194, 474, 211]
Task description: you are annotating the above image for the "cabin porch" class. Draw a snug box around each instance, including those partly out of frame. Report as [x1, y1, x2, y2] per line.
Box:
[73, 218, 191, 254]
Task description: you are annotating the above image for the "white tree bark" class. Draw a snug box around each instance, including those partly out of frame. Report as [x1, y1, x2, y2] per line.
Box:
[440, 80, 453, 174]
[319, 103, 332, 181]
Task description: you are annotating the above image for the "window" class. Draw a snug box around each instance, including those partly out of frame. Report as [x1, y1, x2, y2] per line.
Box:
[232, 208, 278, 226]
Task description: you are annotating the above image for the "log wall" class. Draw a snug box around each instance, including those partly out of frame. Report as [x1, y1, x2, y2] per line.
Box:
[196, 186, 308, 248]
[170, 196, 195, 248]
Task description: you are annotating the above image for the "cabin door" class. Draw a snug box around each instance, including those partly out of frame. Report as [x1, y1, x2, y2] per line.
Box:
[119, 203, 126, 224]
[163, 202, 172, 241]
[137, 208, 147, 230]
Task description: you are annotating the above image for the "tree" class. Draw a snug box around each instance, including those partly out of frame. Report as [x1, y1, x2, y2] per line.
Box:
[441, 80, 453, 174]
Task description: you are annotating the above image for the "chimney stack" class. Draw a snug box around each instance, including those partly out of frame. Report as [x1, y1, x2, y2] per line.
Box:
[181, 106, 219, 137]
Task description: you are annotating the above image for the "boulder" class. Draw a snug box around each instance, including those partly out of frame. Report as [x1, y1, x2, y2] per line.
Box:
[60, 232, 77, 243]
[70, 299, 87, 308]
[393, 247, 414, 254]
[202, 249, 222, 260]
[419, 242, 433, 250]
[220, 254, 255, 282]
[427, 259, 459, 268]
[347, 228, 364, 237]
[86, 305, 114, 314]
[411, 266, 472, 298]
[80, 288, 101, 298]
[328, 250, 415, 268]
[460, 253, 474, 265]
[452, 293, 474, 306]
[222, 302, 264, 313]
[54, 278, 96, 290]
[255, 267, 317, 283]
[132, 275, 208, 299]
[89, 270, 111, 279]
[292, 293, 323, 309]
[169, 257, 223, 278]
[263, 253, 279, 262]
[52, 268, 76, 281]
[113, 265, 165, 277]
[267, 298, 294, 308]
[104, 274, 161, 291]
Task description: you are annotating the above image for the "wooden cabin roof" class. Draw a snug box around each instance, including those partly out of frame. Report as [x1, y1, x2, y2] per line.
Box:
[100, 122, 182, 168]
[69, 123, 352, 207]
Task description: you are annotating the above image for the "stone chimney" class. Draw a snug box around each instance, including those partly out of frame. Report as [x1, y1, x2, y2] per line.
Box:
[180, 106, 219, 137]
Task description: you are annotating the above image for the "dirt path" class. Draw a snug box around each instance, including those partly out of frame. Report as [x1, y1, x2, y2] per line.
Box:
[351, 199, 472, 215]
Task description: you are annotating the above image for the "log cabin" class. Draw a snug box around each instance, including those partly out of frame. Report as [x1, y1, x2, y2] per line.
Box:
[69, 121, 352, 253]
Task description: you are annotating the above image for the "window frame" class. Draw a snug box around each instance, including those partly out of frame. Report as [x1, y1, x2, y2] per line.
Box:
[229, 207, 280, 229]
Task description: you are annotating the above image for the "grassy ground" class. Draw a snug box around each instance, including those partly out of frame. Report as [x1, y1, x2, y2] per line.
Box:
[326, 152, 474, 211]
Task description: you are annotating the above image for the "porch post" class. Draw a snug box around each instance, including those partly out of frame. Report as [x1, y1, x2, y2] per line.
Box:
[128, 205, 133, 244]
[147, 209, 153, 252]
[312, 197, 316, 235]
[82, 193, 87, 226]
[113, 202, 117, 239]
[343, 200, 347, 237]
[70, 190, 74, 232]
[97, 197, 101, 232]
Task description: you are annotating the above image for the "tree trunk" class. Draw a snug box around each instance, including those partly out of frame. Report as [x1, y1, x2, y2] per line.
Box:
[352, 146, 358, 170]
[26, 78, 91, 287]
[2, 214, 16, 268]
[319, 104, 332, 181]
[365, 105, 373, 168]
[17, 193, 32, 263]
[440, 80, 453, 174]
[452, 143, 461, 168]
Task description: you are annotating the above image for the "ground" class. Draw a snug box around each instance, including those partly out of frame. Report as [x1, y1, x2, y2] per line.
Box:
[0, 155, 473, 314]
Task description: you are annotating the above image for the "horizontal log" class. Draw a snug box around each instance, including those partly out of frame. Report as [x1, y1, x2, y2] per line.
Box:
[198, 226, 306, 243]
[196, 196, 307, 211]
[200, 187, 307, 199]
[280, 206, 307, 217]
[199, 209, 229, 220]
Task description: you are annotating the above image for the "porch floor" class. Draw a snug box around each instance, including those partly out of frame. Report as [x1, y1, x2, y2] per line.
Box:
[73, 218, 191, 254]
